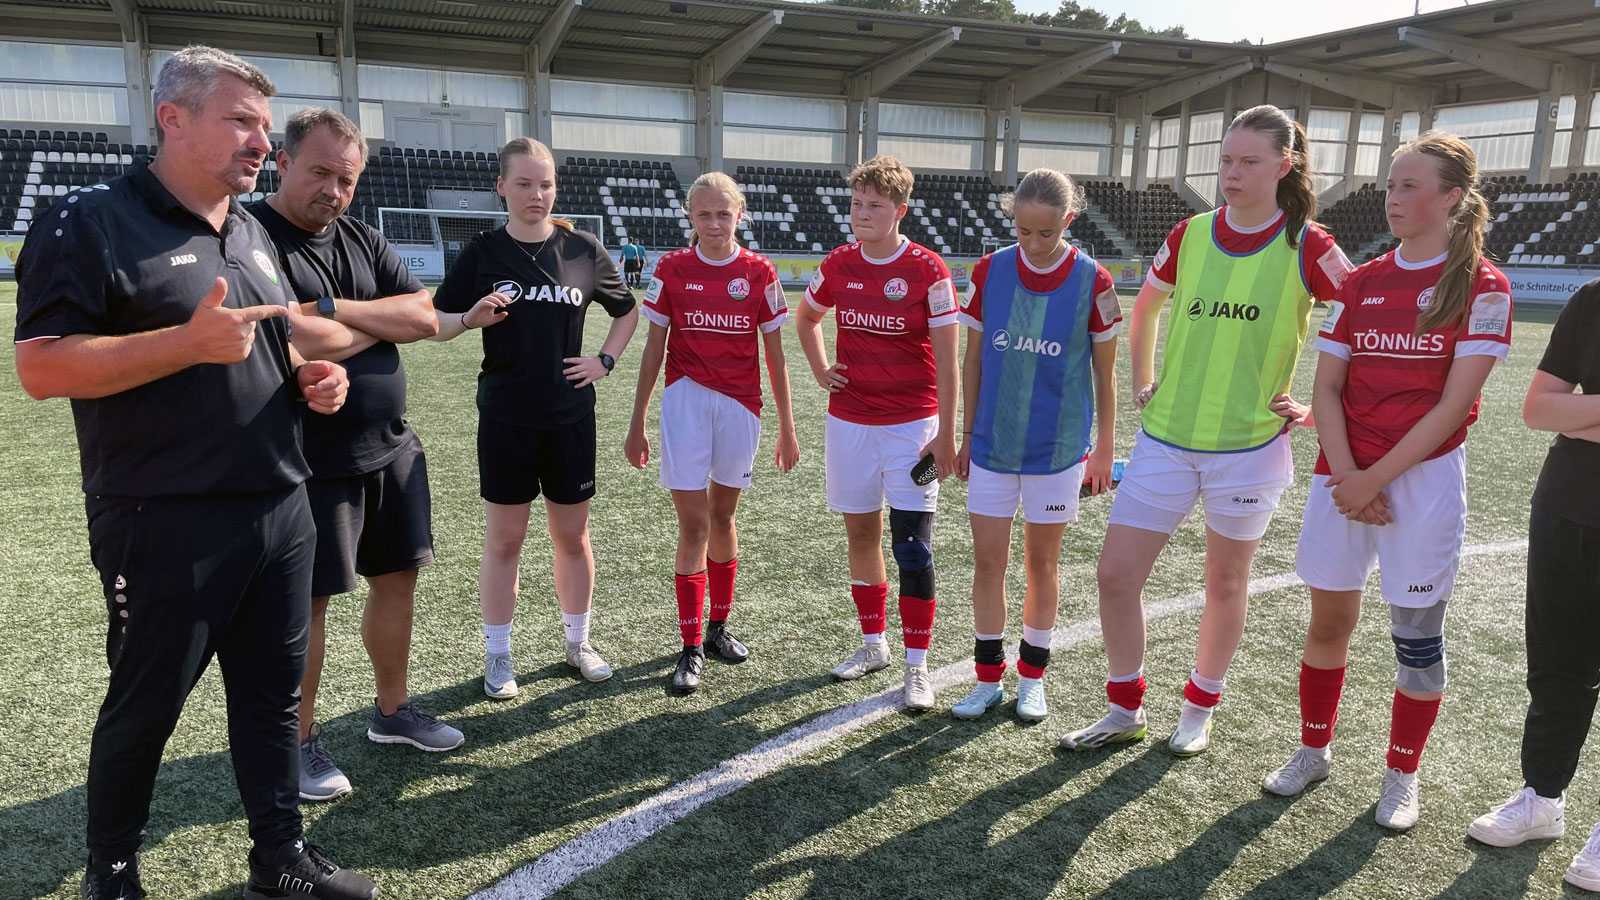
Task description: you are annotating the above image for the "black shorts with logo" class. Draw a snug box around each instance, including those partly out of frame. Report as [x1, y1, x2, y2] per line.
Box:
[477, 413, 597, 506]
[307, 433, 436, 597]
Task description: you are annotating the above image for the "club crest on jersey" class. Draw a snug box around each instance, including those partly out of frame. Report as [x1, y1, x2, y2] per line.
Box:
[1417, 286, 1434, 309]
[884, 277, 909, 301]
[493, 280, 523, 302]
[252, 249, 278, 285]
[727, 277, 751, 300]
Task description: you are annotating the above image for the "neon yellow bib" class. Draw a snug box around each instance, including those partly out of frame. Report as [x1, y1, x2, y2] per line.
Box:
[1141, 210, 1313, 452]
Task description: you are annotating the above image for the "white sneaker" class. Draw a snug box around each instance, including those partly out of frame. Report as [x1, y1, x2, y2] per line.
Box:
[1376, 768, 1421, 831]
[951, 681, 1004, 719]
[484, 652, 518, 700]
[1261, 745, 1332, 796]
[1567, 821, 1600, 892]
[831, 641, 891, 680]
[903, 664, 935, 710]
[1467, 787, 1566, 847]
[565, 640, 613, 682]
[1168, 714, 1213, 757]
[1060, 707, 1148, 751]
[1015, 676, 1049, 722]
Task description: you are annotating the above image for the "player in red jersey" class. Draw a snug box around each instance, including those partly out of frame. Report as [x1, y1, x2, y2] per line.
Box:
[1261, 133, 1510, 833]
[794, 156, 959, 711]
[625, 172, 799, 693]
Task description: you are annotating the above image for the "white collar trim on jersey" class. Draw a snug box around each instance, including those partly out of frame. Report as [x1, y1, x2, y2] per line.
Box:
[860, 237, 910, 265]
[694, 244, 740, 266]
[1393, 247, 1449, 270]
[1019, 243, 1076, 275]
[1223, 206, 1285, 235]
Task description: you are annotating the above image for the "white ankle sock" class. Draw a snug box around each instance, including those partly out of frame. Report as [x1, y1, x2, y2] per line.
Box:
[562, 611, 589, 644]
[1178, 699, 1215, 733]
[483, 622, 511, 656]
[1022, 624, 1053, 648]
[904, 647, 927, 666]
[863, 631, 886, 645]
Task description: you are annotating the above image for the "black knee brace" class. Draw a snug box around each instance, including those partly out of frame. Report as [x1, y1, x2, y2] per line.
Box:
[889, 507, 935, 599]
[974, 637, 1005, 666]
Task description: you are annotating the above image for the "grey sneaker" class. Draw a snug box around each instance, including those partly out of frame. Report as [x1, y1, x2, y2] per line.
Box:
[484, 651, 518, 699]
[298, 726, 352, 802]
[1377, 768, 1421, 831]
[566, 640, 614, 682]
[368, 701, 465, 752]
[903, 664, 935, 710]
[1262, 745, 1332, 796]
[831, 641, 892, 680]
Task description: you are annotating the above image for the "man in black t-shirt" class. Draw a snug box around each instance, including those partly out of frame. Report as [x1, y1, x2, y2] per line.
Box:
[13, 47, 375, 900]
[1467, 279, 1600, 885]
[251, 108, 463, 803]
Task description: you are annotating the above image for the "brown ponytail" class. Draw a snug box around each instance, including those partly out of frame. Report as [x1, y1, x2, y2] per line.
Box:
[1227, 105, 1317, 249]
[1398, 131, 1488, 336]
[499, 136, 573, 231]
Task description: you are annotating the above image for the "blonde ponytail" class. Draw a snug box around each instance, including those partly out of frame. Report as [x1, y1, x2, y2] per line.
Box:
[684, 171, 746, 248]
[498, 136, 573, 230]
[1399, 131, 1488, 336]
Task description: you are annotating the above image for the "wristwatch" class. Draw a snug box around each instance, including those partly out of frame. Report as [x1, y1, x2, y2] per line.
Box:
[316, 296, 338, 319]
[598, 352, 616, 374]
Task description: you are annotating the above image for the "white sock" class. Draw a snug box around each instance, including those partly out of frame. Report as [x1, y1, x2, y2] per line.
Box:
[863, 631, 886, 645]
[975, 631, 1004, 641]
[483, 622, 511, 656]
[905, 647, 927, 666]
[1022, 624, 1053, 649]
[1018, 675, 1043, 692]
[562, 611, 590, 644]
[1302, 742, 1331, 758]
[1178, 700, 1216, 733]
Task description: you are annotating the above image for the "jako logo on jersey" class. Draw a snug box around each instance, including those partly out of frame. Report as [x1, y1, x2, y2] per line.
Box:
[991, 329, 1011, 351]
[1353, 330, 1447, 353]
[994, 330, 1062, 356]
[684, 282, 705, 291]
[846, 281, 866, 291]
[840, 309, 906, 331]
[1417, 286, 1434, 309]
[1407, 584, 1434, 594]
[169, 253, 197, 267]
[493, 280, 523, 302]
[1209, 301, 1261, 321]
[727, 278, 751, 300]
[515, 284, 587, 306]
[252, 249, 278, 285]
[884, 277, 909, 301]
[1361, 296, 1386, 306]
[1187, 299, 1205, 321]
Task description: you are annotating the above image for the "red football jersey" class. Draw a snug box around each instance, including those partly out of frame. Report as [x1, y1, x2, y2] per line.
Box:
[1314, 249, 1512, 473]
[959, 244, 1123, 341]
[803, 239, 956, 426]
[642, 245, 788, 417]
[1146, 207, 1352, 303]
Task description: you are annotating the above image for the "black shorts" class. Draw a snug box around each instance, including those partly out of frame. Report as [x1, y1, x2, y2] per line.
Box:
[478, 414, 597, 506]
[624, 259, 643, 274]
[307, 434, 435, 597]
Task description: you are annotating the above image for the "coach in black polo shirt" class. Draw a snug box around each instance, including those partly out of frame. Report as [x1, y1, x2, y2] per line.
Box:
[13, 47, 375, 900]
[249, 108, 463, 803]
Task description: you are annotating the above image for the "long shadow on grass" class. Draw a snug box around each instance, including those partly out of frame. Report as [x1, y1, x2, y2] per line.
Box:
[1233, 809, 1385, 899]
[1426, 839, 1546, 900]
[1095, 794, 1296, 900]
[0, 653, 835, 898]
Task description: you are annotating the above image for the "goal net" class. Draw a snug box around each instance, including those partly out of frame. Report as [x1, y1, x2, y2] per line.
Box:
[378, 208, 606, 280]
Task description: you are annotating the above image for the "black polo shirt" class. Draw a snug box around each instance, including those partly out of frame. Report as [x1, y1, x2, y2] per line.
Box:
[1532, 278, 1600, 529]
[433, 226, 633, 427]
[13, 164, 309, 498]
[249, 200, 426, 478]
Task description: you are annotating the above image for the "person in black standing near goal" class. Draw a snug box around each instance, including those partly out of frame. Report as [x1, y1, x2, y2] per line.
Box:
[431, 137, 638, 699]
[12, 46, 377, 900]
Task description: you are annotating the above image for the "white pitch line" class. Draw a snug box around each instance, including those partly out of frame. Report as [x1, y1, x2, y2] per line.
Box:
[472, 539, 1528, 900]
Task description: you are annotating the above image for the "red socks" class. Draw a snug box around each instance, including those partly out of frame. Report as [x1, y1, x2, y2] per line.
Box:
[1107, 675, 1147, 712]
[1387, 690, 1441, 773]
[898, 596, 936, 652]
[1299, 663, 1346, 749]
[707, 557, 737, 623]
[851, 583, 888, 637]
[675, 571, 707, 646]
[1182, 673, 1223, 709]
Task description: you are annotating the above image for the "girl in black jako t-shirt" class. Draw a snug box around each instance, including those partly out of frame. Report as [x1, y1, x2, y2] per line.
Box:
[432, 138, 638, 695]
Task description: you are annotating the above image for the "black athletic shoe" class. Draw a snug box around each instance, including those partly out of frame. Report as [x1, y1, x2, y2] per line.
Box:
[82, 855, 145, 900]
[243, 839, 378, 900]
[673, 644, 706, 692]
[704, 621, 749, 663]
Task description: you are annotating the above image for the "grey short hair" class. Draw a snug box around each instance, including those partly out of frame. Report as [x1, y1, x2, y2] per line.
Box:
[152, 45, 276, 146]
[283, 107, 368, 165]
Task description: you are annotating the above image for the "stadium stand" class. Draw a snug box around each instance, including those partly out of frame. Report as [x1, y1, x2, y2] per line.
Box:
[1487, 173, 1600, 268]
[1079, 181, 1196, 255]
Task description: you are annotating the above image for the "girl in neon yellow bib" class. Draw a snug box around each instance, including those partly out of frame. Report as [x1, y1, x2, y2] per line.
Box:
[1060, 105, 1352, 756]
